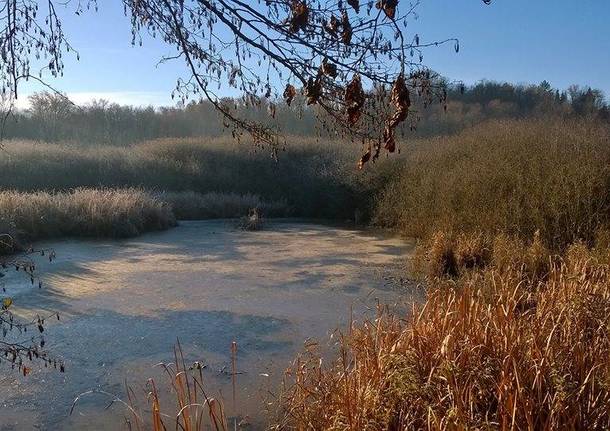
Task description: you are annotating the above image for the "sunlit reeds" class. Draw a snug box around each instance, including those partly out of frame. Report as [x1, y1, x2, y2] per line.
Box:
[275, 234, 610, 430]
[0, 188, 175, 242]
[375, 118, 610, 250]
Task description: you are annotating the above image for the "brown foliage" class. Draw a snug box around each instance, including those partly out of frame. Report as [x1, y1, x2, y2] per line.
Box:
[283, 84, 297, 106]
[345, 74, 365, 126]
[347, 0, 360, 13]
[288, 1, 309, 33]
[341, 10, 353, 45]
[321, 59, 338, 78]
[376, 0, 399, 20]
[325, 14, 340, 36]
[305, 75, 323, 105]
[357, 144, 372, 170]
[383, 74, 411, 152]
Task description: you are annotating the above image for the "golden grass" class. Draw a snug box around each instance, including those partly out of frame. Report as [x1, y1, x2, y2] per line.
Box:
[275, 234, 610, 430]
[128, 343, 229, 431]
[71, 343, 231, 431]
[374, 118, 610, 249]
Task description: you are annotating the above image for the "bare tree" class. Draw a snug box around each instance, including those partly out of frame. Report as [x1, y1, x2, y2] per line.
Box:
[28, 91, 74, 141]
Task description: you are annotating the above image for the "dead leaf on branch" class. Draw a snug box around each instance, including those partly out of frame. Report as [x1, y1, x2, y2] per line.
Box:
[325, 15, 339, 36]
[376, 0, 399, 20]
[371, 140, 382, 162]
[321, 59, 337, 78]
[389, 73, 410, 126]
[305, 76, 322, 105]
[357, 144, 372, 170]
[383, 127, 396, 152]
[345, 74, 365, 125]
[341, 11, 352, 44]
[288, 1, 309, 33]
[383, 74, 410, 152]
[283, 84, 296, 106]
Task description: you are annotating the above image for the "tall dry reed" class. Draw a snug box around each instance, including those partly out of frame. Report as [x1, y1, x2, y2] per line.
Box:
[0, 188, 175, 242]
[275, 234, 610, 430]
[0, 137, 395, 220]
[375, 118, 610, 249]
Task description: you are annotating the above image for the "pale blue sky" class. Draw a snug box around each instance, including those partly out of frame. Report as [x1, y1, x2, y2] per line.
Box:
[16, 1, 610, 108]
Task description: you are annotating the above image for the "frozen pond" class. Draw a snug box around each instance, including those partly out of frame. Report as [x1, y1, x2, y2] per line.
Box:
[0, 220, 418, 430]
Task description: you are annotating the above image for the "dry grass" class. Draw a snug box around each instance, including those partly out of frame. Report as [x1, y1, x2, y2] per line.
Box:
[71, 343, 233, 431]
[0, 188, 290, 249]
[236, 208, 264, 231]
[0, 188, 176, 243]
[0, 137, 395, 221]
[275, 234, 610, 430]
[416, 231, 552, 281]
[374, 118, 610, 249]
[129, 344, 230, 431]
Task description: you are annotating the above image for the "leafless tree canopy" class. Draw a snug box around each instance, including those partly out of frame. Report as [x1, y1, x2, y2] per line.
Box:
[0, 0, 484, 164]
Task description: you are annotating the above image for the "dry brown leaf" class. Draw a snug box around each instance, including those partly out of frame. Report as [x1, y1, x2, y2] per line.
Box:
[345, 74, 365, 125]
[341, 11, 352, 44]
[325, 15, 339, 36]
[390, 74, 410, 114]
[383, 74, 410, 153]
[321, 60, 337, 78]
[283, 84, 296, 106]
[383, 126, 396, 152]
[289, 1, 309, 33]
[357, 144, 372, 169]
[376, 0, 398, 20]
[305, 76, 322, 105]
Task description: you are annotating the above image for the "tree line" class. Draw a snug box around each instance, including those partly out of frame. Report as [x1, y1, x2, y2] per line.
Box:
[1, 80, 607, 146]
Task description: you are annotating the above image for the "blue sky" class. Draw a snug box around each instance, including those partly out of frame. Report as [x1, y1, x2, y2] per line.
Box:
[16, 1, 610, 108]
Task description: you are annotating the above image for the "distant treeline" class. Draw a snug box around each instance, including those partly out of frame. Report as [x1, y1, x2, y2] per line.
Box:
[1, 80, 608, 145]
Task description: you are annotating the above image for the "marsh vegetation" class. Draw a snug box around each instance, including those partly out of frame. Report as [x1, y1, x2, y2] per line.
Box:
[1, 81, 609, 430]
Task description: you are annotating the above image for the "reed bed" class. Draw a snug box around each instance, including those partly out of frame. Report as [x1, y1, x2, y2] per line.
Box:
[0, 136, 393, 220]
[0, 188, 292, 250]
[275, 233, 610, 430]
[0, 188, 175, 244]
[374, 118, 610, 250]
